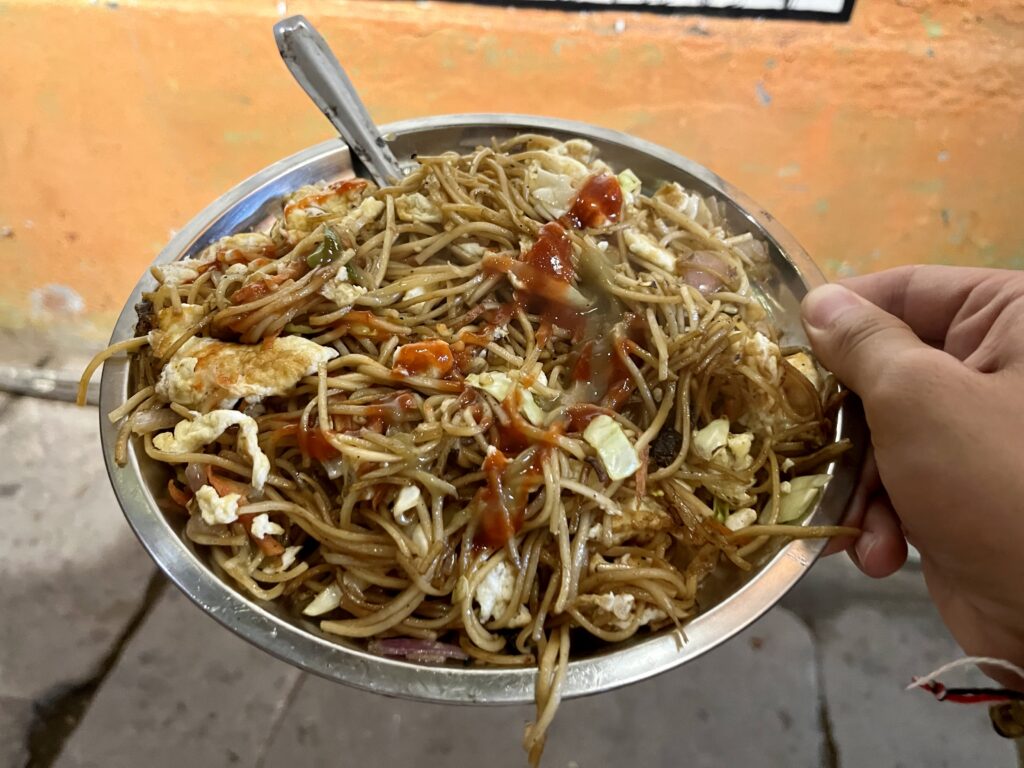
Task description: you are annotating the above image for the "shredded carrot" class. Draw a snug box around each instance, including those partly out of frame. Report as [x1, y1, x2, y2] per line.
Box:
[206, 465, 251, 498]
[237, 513, 286, 557]
[166, 479, 192, 509]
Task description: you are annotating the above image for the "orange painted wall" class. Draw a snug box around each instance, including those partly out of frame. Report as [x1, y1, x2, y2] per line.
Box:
[1, 0, 1022, 338]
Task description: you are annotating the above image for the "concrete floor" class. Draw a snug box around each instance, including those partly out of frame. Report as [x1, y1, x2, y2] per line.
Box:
[0, 332, 1014, 767]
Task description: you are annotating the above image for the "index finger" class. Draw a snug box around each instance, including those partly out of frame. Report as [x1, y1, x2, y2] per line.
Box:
[839, 265, 1013, 345]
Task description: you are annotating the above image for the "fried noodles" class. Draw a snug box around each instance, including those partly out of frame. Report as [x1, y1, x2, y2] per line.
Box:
[84, 134, 851, 765]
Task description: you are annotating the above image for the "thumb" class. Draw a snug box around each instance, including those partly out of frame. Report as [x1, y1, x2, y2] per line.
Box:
[801, 283, 928, 399]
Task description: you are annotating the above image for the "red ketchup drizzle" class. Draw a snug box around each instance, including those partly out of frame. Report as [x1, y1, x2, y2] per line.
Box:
[475, 388, 560, 548]
[476, 450, 516, 549]
[479, 175, 622, 338]
[562, 173, 623, 230]
[284, 178, 368, 218]
[566, 315, 645, 412]
[524, 221, 576, 282]
[363, 391, 419, 432]
[563, 403, 618, 433]
[455, 388, 490, 427]
[230, 279, 275, 306]
[451, 304, 518, 374]
[483, 222, 592, 337]
[474, 448, 546, 549]
[570, 340, 594, 383]
[495, 419, 532, 455]
[336, 311, 397, 343]
[298, 413, 341, 461]
[364, 391, 419, 423]
[329, 178, 369, 195]
[392, 339, 455, 379]
[604, 337, 636, 411]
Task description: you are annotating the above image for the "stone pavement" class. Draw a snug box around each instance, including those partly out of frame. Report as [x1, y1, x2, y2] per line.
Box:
[0, 336, 1015, 768]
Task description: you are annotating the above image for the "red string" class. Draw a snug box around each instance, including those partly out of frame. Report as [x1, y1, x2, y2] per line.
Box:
[914, 680, 1021, 705]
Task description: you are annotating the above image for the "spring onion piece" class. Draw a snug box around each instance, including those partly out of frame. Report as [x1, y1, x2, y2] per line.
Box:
[307, 226, 343, 267]
[617, 168, 642, 197]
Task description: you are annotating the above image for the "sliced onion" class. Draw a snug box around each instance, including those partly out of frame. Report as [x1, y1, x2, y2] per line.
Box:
[733, 237, 768, 264]
[322, 457, 345, 480]
[367, 638, 468, 664]
[185, 513, 239, 543]
[682, 251, 727, 295]
[130, 408, 180, 435]
[184, 462, 207, 492]
[302, 583, 343, 616]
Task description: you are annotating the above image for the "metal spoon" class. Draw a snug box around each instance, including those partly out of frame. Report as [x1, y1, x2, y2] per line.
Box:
[273, 15, 403, 187]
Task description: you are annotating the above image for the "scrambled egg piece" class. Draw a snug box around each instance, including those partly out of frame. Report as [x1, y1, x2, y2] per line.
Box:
[732, 331, 807, 434]
[267, 545, 302, 574]
[527, 167, 576, 220]
[195, 484, 241, 526]
[594, 592, 634, 621]
[688, 421, 729, 462]
[475, 559, 516, 623]
[785, 350, 822, 391]
[336, 198, 385, 237]
[319, 264, 367, 308]
[575, 592, 666, 630]
[250, 513, 284, 539]
[602, 497, 676, 545]
[158, 261, 202, 288]
[150, 305, 338, 410]
[726, 432, 754, 467]
[395, 192, 442, 224]
[653, 182, 701, 222]
[148, 304, 207, 358]
[724, 507, 757, 531]
[691, 418, 758, 505]
[156, 336, 337, 410]
[451, 242, 487, 261]
[552, 138, 596, 164]
[196, 232, 275, 263]
[745, 331, 781, 382]
[158, 233, 277, 289]
[152, 409, 270, 491]
[283, 180, 372, 234]
[734, 334, 826, 432]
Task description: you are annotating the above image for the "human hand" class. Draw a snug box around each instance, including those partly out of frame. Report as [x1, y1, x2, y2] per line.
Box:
[801, 266, 1024, 675]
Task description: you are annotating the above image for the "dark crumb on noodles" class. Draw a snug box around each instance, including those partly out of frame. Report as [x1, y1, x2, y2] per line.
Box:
[650, 425, 683, 468]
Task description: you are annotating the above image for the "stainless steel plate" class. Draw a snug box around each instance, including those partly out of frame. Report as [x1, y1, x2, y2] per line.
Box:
[99, 114, 866, 704]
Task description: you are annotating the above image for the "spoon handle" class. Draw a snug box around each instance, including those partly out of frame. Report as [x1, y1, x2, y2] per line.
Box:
[273, 15, 404, 186]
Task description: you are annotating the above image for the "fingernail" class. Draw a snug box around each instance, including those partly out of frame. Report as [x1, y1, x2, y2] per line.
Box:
[856, 531, 877, 566]
[802, 284, 864, 330]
